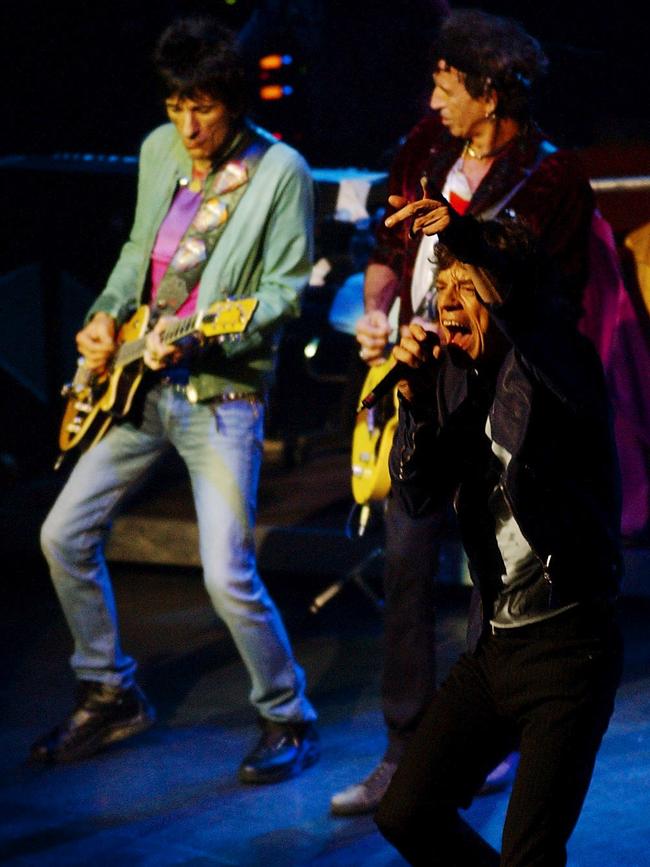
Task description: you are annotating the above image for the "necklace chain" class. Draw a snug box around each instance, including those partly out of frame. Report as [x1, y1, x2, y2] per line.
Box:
[463, 137, 515, 161]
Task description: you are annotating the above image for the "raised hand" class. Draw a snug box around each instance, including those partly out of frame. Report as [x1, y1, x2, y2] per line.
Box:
[384, 194, 451, 239]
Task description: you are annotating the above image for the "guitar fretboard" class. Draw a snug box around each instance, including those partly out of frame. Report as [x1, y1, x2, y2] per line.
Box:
[114, 312, 203, 367]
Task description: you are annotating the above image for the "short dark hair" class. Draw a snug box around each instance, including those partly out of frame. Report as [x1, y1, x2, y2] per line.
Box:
[437, 213, 581, 327]
[436, 216, 551, 307]
[154, 17, 248, 115]
[436, 217, 538, 272]
[434, 9, 548, 122]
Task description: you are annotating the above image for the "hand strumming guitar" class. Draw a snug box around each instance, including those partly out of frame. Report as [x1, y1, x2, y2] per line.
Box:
[144, 316, 184, 370]
[355, 261, 400, 365]
[356, 310, 392, 365]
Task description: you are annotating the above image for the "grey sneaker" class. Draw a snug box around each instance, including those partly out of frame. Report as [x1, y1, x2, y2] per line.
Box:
[330, 759, 397, 816]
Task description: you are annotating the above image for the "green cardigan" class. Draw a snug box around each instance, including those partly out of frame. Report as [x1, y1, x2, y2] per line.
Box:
[87, 122, 314, 401]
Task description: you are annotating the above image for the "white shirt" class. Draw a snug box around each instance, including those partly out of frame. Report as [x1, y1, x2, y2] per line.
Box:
[410, 157, 472, 317]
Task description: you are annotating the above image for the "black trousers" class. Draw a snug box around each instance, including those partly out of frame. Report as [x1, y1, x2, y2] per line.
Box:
[382, 495, 442, 761]
[376, 602, 623, 866]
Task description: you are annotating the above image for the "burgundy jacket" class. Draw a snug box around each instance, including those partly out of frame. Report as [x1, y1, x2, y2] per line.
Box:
[370, 112, 595, 323]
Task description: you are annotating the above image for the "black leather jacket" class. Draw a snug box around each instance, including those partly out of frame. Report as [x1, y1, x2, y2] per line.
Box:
[390, 283, 622, 646]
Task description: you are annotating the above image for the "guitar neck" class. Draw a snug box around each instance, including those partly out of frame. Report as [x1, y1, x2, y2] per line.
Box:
[115, 312, 202, 367]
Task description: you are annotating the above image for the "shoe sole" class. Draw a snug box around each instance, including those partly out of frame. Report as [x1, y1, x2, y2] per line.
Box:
[330, 799, 380, 817]
[478, 777, 513, 796]
[35, 710, 156, 764]
[238, 743, 320, 785]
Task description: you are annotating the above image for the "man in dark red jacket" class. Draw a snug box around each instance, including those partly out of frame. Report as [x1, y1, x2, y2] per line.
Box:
[332, 8, 596, 816]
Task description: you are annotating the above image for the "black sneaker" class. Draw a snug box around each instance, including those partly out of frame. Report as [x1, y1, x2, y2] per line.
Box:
[29, 680, 155, 763]
[238, 718, 320, 784]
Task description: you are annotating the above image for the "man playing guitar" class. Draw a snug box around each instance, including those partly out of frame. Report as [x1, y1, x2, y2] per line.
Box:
[33, 16, 319, 783]
[332, 9, 597, 815]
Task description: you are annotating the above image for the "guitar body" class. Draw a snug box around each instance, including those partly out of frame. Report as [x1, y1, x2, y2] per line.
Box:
[57, 367, 113, 453]
[58, 306, 150, 455]
[57, 299, 257, 460]
[351, 358, 399, 504]
[98, 306, 150, 417]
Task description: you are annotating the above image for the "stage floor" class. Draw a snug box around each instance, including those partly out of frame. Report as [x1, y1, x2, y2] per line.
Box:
[1, 448, 649, 866]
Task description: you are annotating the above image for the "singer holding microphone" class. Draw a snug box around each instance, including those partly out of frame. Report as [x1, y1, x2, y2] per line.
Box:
[331, 9, 597, 816]
[374, 211, 623, 866]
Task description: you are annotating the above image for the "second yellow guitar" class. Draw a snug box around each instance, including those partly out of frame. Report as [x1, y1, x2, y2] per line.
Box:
[351, 357, 399, 505]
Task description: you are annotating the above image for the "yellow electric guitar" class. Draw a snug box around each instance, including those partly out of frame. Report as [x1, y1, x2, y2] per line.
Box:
[351, 357, 399, 505]
[57, 298, 257, 462]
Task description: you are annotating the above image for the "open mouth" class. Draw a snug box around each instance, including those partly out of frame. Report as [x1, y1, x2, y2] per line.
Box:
[441, 318, 472, 350]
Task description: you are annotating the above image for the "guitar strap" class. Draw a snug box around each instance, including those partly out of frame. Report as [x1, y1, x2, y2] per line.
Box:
[154, 122, 275, 314]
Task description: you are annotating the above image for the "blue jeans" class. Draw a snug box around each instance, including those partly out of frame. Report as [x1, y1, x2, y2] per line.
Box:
[41, 382, 316, 724]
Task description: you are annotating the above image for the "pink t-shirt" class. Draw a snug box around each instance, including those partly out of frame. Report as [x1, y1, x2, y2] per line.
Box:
[150, 186, 202, 316]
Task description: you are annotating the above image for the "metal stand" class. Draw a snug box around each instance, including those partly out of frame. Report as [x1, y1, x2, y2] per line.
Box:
[309, 544, 384, 614]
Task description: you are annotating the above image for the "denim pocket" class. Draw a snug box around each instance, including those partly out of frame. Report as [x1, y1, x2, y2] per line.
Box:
[213, 399, 264, 443]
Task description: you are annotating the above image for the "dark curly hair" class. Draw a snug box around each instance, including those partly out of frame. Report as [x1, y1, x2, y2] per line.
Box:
[436, 215, 538, 272]
[154, 17, 248, 115]
[436, 215, 573, 321]
[433, 8, 548, 122]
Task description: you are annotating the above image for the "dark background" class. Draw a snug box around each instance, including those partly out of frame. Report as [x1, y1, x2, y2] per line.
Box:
[2, 0, 649, 164]
[1, 0, 648, 478]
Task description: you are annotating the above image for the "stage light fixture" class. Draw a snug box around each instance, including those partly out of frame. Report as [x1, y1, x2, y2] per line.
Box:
[259, 84, 294, 101]
[259, 54, 293, 71]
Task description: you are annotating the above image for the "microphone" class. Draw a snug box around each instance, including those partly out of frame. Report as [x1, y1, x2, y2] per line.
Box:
[358, 361, 412, 410]
[359, 332, 440, 411]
